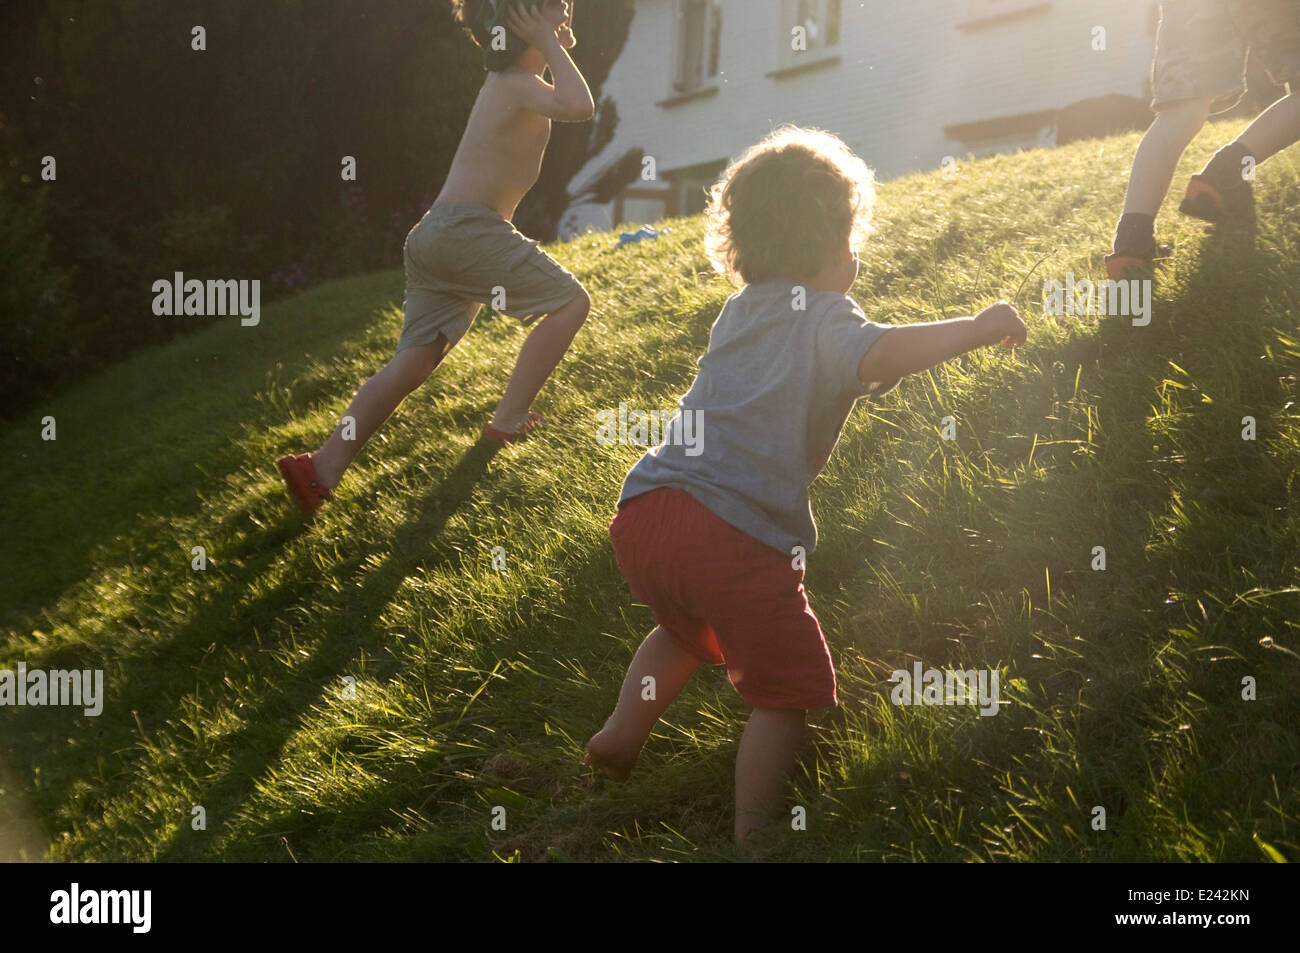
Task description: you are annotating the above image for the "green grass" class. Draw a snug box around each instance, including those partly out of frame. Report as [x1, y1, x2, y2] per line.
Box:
[2, 120, 1299, 862]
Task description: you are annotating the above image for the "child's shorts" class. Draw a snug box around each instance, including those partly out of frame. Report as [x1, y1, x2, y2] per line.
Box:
[1152, 0, 1300, 113]
[398, 204, 583, 353]
[609, 486, 838, 710]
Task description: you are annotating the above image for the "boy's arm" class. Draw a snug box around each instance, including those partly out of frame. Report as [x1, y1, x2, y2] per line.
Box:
[503, 5, 595, 121]
[857, 302, 1026, 384]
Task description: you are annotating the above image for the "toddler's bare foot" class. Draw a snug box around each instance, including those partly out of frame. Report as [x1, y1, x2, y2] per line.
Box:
[584, 728, 639, 782]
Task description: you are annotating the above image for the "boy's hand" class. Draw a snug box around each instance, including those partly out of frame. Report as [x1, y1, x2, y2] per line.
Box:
[505, 2, 560, 51]
[975, 300, 1026, 348]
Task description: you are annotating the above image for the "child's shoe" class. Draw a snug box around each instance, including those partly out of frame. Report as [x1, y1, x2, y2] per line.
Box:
[1178, 174, 1255, 225]
[1104, 237, 1172, 281]
[277, 453, 333, 515]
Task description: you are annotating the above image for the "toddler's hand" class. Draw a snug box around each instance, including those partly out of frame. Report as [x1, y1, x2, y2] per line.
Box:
[975, 300, 1026, 348]
[505, 1, 559, 51]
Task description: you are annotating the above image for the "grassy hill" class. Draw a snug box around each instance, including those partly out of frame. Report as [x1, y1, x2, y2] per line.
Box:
[2, 121, 1298, 862]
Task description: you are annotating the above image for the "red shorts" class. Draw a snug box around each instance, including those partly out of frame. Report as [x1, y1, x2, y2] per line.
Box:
[609, 487, 837, 709]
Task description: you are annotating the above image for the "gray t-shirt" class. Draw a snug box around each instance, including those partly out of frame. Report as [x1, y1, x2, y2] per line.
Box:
[618, 280, 898, 555]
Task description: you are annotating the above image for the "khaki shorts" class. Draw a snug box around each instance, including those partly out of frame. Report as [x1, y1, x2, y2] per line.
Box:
[398, 204, 583, 353]
[1152, 0, 1300, 113]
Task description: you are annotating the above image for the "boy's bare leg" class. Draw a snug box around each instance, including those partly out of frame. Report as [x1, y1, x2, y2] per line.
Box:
[734, 707, 805, 846]
[586, 625, 701, 780]
[1121, 97, 1212, 216]
[1225, 90, 1300, 164]
[311, 335, 450, 489]
[489, 289, 591, 434]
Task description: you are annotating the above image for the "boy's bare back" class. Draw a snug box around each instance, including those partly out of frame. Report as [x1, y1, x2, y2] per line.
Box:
[438, 1, 593, 221]
[437, 75, 555, 222]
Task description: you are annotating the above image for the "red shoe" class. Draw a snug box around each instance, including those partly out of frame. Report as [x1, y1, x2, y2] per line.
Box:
[1178, 174, 1254, 224]
[1104, 237, 1172, 280]
[1104, 254, 1148, 281]
[276, 453, 333, 514]
[483, 412, 544, 445]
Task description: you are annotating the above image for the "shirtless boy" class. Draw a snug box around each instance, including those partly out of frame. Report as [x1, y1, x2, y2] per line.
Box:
[278, 0, 594, 514]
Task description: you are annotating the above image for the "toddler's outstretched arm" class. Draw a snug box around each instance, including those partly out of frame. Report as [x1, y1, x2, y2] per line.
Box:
[857, 301, 1026, 385]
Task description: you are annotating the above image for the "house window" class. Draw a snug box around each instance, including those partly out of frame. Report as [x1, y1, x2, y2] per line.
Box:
[784, 0, 841, 56]
[673, 0, 722, 94]
[671, 162, 728, 216]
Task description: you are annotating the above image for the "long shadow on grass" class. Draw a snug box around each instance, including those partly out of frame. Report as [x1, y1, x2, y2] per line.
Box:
[242, 535, 638, 863]
[149, 439, 503, 860]
[0, 289, 406, 628]
[821, 225, 1296, 860]
[1098, 225, 1300, 859]
[0, 514, 317, 858]
[3, 438, 500, 860]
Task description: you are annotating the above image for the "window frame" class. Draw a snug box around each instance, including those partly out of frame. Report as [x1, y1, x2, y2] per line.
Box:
[779, 0, 842, 67]
[671, 0, 723, 96]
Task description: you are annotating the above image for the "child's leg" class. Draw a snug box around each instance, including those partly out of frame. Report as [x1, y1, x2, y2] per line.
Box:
[488, 289, 591, 435]
[1121, 97, 1212, 218]
[586, 624, 701, 780]
[1217, 90, 1300, 169]
[734, 707, 805, 846]
[310, 334, 450, 489]
[1178, 91, 1300, 224]
[1108, 98, 1213, 271]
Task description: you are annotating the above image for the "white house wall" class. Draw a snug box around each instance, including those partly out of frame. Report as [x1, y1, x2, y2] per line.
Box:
[567, 0, 1157, 232]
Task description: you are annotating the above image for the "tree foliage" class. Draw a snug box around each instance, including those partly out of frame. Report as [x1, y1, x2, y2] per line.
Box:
[0, 0, 632, 415]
